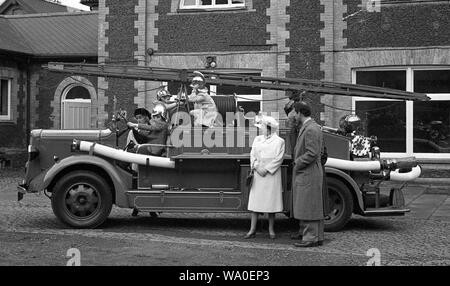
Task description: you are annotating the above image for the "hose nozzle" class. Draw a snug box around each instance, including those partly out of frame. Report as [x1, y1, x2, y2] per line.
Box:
[71, 139, 81, 152]
[382, 157, 417, 171]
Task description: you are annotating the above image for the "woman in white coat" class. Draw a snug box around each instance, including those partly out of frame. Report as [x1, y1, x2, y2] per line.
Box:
[245, 115, 285, 239]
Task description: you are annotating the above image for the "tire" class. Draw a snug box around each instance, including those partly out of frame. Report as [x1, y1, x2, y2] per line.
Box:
[51, 170, 113, 229]
[324, 177, 353, 232]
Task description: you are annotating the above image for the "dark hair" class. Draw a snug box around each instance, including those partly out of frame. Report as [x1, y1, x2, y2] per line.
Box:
[134, 108, 151, 118]
[294, 101, 312, 117]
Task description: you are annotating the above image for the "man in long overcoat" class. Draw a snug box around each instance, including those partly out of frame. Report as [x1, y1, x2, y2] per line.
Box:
[292, 101, 325, 247]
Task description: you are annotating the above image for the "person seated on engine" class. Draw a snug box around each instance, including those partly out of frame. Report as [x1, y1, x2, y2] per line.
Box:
[126, 105, 169, 157]
[153, 87, 181, 123]
[125, 107, 152, 149]
[188, 71, 218, 128]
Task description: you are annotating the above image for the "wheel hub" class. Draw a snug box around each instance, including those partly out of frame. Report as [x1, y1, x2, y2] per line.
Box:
[65, 184, 100, 218]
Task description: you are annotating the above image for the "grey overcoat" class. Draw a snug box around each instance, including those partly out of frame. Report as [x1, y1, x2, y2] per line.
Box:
[292, 118, 324, 220]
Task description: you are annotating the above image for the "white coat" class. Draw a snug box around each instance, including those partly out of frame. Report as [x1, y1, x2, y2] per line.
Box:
[188, 87, 218, 127]
[247, 133, 285, 213]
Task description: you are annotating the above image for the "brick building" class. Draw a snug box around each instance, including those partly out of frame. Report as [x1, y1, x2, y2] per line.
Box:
[2, 0, 450, 164]
[92, 0, 450, 161]
[0, 11, 97, 166]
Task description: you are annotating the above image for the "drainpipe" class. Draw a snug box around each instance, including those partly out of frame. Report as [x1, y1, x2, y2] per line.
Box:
[26, 57, 31, 145]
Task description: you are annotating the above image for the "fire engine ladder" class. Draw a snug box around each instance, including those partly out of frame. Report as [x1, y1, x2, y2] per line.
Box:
[45, 62, 430, 101]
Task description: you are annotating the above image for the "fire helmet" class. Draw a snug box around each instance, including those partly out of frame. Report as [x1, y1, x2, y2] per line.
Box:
[191, 71, 206, 88]
[156, 88, 171, 101]
[151, 103, 167, 120]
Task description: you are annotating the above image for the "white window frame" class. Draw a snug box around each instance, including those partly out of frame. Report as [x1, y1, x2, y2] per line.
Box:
[0, 78, 11, 121]
[179, 0, 245, 10]
[352, 66, 450, 159]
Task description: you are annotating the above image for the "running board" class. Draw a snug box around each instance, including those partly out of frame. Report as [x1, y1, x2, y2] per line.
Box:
[362, 208, 410, 216]
[126, 190, 243, 211]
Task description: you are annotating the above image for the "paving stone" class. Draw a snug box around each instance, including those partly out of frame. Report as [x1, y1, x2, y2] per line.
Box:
[410, 194, 447, 206]
[425, 187, 450, 195]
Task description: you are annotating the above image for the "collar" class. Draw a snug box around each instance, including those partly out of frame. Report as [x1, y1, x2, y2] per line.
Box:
[262, 133, 277, 143]
[303, 117, 312, 125]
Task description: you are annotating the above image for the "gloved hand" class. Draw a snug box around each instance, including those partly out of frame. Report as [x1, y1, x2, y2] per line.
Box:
[256, 166, 268, 177]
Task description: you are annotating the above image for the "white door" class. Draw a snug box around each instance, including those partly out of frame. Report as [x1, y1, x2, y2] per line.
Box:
[62, 100, 91, 129]
[61, 86, 92, 129]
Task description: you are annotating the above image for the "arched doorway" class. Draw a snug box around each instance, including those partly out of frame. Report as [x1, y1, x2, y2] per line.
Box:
[61, 85, 92, 129]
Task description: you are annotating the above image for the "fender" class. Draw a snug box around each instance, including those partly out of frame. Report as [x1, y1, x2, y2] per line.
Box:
[325, 167, 364, 213]
[42, 155, 131, 207]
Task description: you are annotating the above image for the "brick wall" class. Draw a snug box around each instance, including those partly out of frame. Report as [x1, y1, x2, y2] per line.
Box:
[344, 0, 450, 48]
[156, 0, 271, 53]
[103, 0, 139, 120]
[286, 0, 324, 123]
[34, 62, 99, 130]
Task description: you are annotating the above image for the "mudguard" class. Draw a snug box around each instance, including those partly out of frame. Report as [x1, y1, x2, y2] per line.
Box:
[41, 155, 131, 207]
[325, 167, 364, 213]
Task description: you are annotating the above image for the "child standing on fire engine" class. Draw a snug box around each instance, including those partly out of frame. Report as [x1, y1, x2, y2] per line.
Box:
[188, 71, 218, 128]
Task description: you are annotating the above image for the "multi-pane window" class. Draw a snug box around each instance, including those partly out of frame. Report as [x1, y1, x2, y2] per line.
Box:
[353, 67, 450, 157]
[0, 79, 11, 120]
[355, 70, 406, 153]
[412, 70, 450, 154]
[180, 0, 245, 9]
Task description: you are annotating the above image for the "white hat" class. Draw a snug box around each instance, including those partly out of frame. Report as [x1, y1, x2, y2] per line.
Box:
[192, 71, 205, 83]
[254, 115, 279, 130]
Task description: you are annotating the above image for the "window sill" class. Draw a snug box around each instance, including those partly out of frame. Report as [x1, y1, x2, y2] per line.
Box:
[0, 120, 14, 124]
[172, 7, 254, 15]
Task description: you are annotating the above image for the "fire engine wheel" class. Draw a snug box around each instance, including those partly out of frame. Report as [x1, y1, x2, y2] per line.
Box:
[324, 177, 353, 232]
[51, 170, 113, 229]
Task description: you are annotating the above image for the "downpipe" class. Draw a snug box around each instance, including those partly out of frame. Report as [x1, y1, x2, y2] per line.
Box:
[72, 140, 175, 169]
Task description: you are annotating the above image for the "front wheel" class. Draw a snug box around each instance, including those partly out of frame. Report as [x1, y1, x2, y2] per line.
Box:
[51, 170, 113, 228]
[324, 177, 353, 232]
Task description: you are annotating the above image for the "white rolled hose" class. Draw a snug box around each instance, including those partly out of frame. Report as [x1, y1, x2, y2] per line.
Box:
[78, 141, 175, 169]
[389, 166, 421, 182]
[325, 158, 421, 182]
[325, 158, 381, 172]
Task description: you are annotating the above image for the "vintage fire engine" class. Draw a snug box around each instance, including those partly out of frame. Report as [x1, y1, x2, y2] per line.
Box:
[18, 63, 429, 231]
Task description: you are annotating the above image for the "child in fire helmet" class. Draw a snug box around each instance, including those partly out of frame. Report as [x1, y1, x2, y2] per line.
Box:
[187, 71, 218, 128]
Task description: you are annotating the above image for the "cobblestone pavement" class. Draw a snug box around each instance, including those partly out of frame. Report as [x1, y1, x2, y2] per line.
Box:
[0, 169, 449, 266]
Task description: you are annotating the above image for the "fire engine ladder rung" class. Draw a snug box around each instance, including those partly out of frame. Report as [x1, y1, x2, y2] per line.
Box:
[44, 62, 429, 102]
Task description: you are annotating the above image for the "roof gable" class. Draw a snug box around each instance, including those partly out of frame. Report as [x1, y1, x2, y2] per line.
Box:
[0, 0, 72, 15]
[0, 17, 32, 54]
[0, 12, 98, 57]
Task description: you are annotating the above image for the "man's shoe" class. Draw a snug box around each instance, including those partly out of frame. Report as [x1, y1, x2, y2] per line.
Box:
[293, 241, 321, 248]
[290, 233, 303, 240]
[131, 208, 139, 217]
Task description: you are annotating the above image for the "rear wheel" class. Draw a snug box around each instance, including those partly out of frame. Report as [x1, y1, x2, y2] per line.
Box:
[51, 170, 113, 228]
[324, 177, 353, 232]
